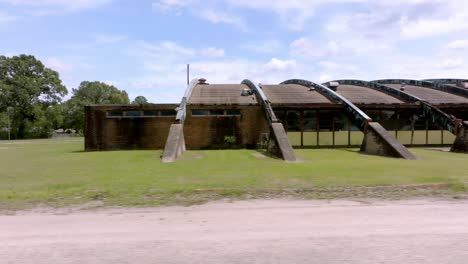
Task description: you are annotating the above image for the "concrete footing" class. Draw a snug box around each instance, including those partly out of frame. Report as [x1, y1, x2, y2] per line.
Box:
[361, 122, 416, 160]
[162, 124, 186, 163]
[451, 121, 468, 153]
[267, 123, 296, 162]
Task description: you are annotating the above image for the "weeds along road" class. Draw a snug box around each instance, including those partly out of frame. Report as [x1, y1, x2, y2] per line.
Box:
[1, 199, 468, 264]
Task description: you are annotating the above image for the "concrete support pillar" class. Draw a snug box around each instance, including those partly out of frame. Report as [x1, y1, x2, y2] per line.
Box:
[267, 123, 296, 162]
[162, 124, 186, 163]
[360, 122, 416, 159]
[451, 121, 468, 153]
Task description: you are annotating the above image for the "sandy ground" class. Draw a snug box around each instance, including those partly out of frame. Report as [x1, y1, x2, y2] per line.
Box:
[1, 198, 468, 264]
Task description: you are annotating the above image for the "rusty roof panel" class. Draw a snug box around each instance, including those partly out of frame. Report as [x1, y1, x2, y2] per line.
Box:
[188, 84, 258, 105]
[335, 84, 403, 104]
[261, 84, 332, 104]
[383, 84, 468, 105]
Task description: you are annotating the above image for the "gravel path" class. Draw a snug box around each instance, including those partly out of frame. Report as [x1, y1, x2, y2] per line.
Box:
[1, 199, 468, 264]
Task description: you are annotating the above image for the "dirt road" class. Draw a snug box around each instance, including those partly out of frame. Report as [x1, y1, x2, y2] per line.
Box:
[1, 199, 468, 264]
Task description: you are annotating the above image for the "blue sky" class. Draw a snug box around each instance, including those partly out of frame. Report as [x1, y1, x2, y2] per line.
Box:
[1, 0, 467, 103]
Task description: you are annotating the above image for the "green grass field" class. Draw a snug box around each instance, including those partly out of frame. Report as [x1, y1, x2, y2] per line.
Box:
[0, 138, 467, 209]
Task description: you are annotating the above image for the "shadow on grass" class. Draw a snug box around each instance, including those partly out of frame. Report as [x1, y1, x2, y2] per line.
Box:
[253, 149, 282, 160]
[327, 148, 360, 154]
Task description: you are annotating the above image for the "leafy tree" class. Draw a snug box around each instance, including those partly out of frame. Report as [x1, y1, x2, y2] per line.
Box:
[0, 55, 67, 139]
[132, 95, 149, 105]
[0, 112, 9, 139]
[64, 81, 130, 132]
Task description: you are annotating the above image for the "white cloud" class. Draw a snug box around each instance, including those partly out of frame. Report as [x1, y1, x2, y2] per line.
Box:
[95, 34, 127, 44]
[436, 58, 464, 70]
[225, 0, 366, 31]
[264, 58, 297, 71]
[201, 47, 225, 58]
[130, 41, 195, 61]
[446, 40, 468, 50]
[43, 57, 73, 73]
[129, 41, 228, 62]
[196, 9, 246, 30]
[152, 0, 189, 15]
[240, 40, 281, 54]
[0, 12, 17, 23]
[152, 0, 368, 31]
[290, 38, 341, 58]
[124, 39, 307, 102]
[401, 15, 468, 39]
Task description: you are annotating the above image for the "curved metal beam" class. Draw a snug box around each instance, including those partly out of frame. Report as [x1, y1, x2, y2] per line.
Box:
[424, 78, 468, 85]
[242, 79, 296, 162]
[324, 79, 422, 103]
[241, 79, 278, 124]
[281, 79, 416, 159]
[175, 78, 199, 124]
[162, 78, 199, 163]
[374, 79, 468, 99]
[327, 80, 464, 136]
[281, 79, 371, 131]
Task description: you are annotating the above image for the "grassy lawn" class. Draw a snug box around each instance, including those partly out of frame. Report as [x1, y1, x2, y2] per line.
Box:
[1, 138, 467, 209]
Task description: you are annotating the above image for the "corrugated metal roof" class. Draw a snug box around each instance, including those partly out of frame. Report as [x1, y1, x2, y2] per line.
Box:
[335, 84, 403, 104]
[261, 84, 332, 104]
[383, 84, 468, 105]
[188, 84, 258, 105]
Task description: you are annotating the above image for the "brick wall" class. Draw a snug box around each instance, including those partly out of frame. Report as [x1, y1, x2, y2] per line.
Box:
[85, 104, 178, 151]
[184, 105, 269, 149]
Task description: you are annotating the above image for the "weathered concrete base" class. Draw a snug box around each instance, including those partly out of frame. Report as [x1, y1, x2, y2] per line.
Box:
[162, 124, 185, 163]
[451, 121, 468, 153]
[361, 122, 416, 160]
[267, 123, 296, 162]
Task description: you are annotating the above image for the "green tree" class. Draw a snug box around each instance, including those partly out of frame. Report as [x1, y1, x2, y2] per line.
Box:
[0, 55, 67, 139]
[132, 95, 149, 105]
[64, 81, 130, 132]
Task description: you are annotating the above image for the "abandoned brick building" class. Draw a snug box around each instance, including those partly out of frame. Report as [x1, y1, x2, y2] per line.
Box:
[85, 78, 468, 162]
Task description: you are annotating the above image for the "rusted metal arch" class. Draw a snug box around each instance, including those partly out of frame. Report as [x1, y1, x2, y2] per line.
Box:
[241, 79, 279, 125]
[175, 78, 199, 124]
[326, 79, 463, 135]
[369, 79, 465, 135]
[281, 79, 372, 131]
[374, 79, 468, 99]
[324, 79, 422, 103]
[424, 79, 468, 85]
[242, 79, 296, 161]
[162, 78, 199, 163]
[281, 79, 416, 159]
[424, 79, 468, 90]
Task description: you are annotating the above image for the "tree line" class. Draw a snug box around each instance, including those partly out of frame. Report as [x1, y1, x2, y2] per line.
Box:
[0, 54, 149, 140]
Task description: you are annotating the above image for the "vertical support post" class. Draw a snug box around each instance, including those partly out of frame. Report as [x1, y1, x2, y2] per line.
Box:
[425, 119, 429, 145]
[410, 121, 415, 146]
[332, 114, 336, 146]
[441, 128, 444, 145]
[316, 110, 320, 147]
[284, 110, 288, 132]
[347, 119, 351, 146]
[300, 110, 304, 148]
[395, 110, 400, 140]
